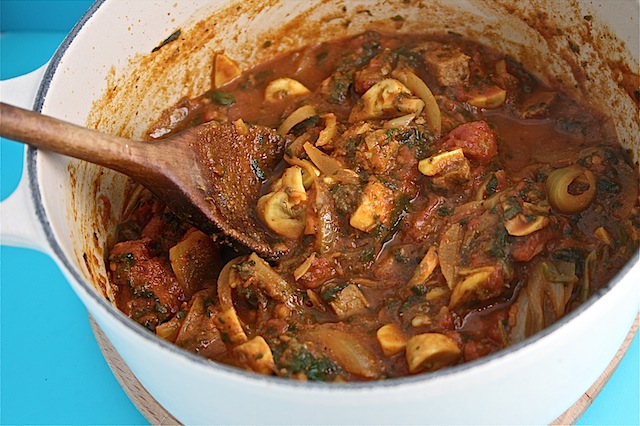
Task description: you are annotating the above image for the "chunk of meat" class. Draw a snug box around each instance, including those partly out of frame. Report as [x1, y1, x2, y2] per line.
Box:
[174, 292, 227, 359]
[354, 49, 396, 94]
[140, 210, 191, 254]
[329, 284, 369, 319]
[109, 239, 185, 330]
[358, 129, 401, 175]
[511, 225, 555, 262]
[298, 255, 338, 289]
[419, 42, 470, 87]
[169, 228, 222, 299]
[350, 177, 397, 232]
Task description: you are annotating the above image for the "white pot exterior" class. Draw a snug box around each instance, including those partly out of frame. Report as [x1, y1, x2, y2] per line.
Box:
[2, 1, 638, 424]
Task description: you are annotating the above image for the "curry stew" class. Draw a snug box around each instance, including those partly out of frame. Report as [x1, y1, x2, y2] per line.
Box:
[108, 31, 639, 381]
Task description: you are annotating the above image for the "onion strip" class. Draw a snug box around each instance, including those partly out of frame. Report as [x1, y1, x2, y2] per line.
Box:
[393, 70, 441, 136]
[277, 104, 317, 135]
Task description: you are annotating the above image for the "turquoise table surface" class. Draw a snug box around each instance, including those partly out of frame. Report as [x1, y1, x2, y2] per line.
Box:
[1, 2, 638, 425]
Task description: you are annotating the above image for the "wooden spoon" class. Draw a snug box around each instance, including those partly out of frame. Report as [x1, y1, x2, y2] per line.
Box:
[0, 102, 288, 259]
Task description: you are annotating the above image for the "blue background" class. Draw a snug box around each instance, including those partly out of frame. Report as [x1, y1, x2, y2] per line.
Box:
[1, 1, 638, 425]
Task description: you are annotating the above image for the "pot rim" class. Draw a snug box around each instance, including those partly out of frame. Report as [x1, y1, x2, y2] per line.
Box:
[26, 0, 640, 391]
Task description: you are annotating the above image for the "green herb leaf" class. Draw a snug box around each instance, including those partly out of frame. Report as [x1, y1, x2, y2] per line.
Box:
[250, 158, 267, 181]
[209, 90, 236, 106]
[152, 29, 181, 53]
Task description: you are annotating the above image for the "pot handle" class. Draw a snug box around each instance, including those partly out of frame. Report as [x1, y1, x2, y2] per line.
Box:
[0, 64, 52, 253]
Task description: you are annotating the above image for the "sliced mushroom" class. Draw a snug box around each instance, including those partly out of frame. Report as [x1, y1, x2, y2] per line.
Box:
[418, 148, 471, 184]
[392, 69, 442, 136]
[233, 336, 276, 375]
[504, 214, 550, 237]
[376, 323, 408, 357]
[407, 246, 439, 287]
[349, 78, 424, 123]
[214, 307, 248, 344]
[257, 166, 307, 239]
[277, 104, 317, 135]
[405, 333, 461, 373]
[316, 113, 338, 147]
[449, 266, 496, 309]
[265, 77, 311, 103]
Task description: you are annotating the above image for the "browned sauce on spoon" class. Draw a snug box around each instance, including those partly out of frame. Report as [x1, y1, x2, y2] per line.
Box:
[0, 102, 288, 258]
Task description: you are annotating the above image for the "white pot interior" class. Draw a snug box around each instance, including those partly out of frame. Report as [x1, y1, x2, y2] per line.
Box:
[31, 0, 639, 423]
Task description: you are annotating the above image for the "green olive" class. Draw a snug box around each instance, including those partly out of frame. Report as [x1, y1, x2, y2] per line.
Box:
[546, 164, 596, 214]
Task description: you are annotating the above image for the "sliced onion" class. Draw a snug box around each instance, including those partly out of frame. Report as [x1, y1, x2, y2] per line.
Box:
[303, 142, 342, 175]
[294, 253, 316, 280]
[217, 257, 245, 311]
[525, 262, 546, 333]
[509, 290, 530, 344]
[438, 223, 461, 289]
[306, 325, 382, 379]
[543, 261, 576, 319]
[277, 104, 317, 135]
[384, 113, 416, 129]
[393, 70, 442, 136]
[285, 156, 320, 189]
[248, 252, 294, 303]
[316, 113, 337, 147]
[313, 181, 340, 254]
[407, 246, 439, 287]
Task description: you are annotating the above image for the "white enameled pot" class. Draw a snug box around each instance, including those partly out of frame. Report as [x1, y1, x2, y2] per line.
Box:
[1, 1, 638, 424]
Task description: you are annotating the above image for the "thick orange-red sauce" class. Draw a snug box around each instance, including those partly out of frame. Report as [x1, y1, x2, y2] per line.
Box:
[108, 31, 639, 381]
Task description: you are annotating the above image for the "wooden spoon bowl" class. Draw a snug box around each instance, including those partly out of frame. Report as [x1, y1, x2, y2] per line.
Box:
[0, 102, 288, 259]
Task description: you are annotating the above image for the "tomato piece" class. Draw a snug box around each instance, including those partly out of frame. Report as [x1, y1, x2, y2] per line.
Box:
[443, 121, 498, 165]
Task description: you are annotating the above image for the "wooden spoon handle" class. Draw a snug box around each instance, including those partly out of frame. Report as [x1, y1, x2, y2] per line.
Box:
[0, 102, 154, 175]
